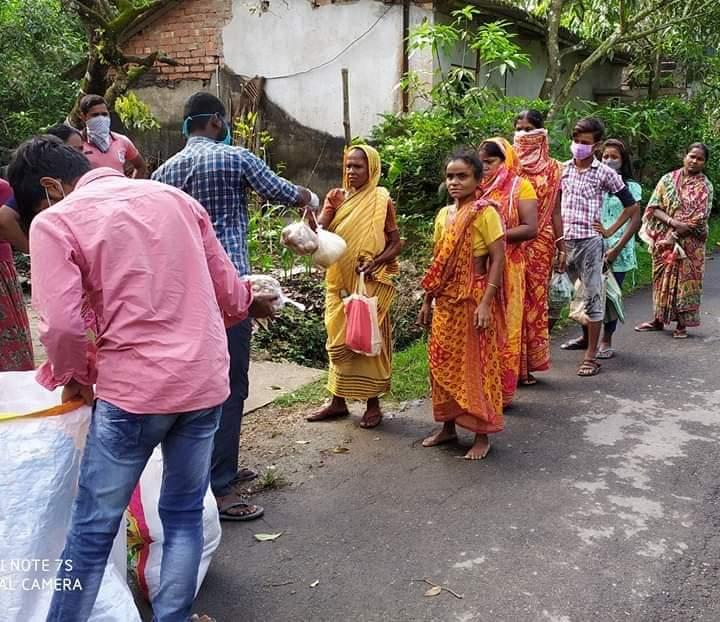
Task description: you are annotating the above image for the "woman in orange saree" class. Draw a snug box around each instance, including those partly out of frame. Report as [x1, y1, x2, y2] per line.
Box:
[477, 138, 538, 407]
[419, 149, 505, 460]
[513, 110, 563, 385]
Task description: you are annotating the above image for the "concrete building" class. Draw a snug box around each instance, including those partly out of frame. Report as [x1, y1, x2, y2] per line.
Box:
[125, 0, 628, 191]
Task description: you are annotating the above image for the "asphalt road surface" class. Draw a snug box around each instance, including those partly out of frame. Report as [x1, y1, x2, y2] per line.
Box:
[194, 256, 720, 622]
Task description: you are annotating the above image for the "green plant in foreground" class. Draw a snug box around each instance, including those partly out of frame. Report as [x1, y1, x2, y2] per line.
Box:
[256, 467, 288, 490]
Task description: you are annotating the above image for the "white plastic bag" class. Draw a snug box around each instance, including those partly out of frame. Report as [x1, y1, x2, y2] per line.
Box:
[312, 228, 347, 268]
[127, 447, 221, 602]
[548, 271, 574, 314]
[281, 220, 318, 256]
[0, 371, 140, 622]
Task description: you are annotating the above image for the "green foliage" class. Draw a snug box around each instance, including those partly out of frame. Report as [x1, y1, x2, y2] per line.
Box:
[251, 274, 328, 368]
[373, 94, 720, 220]
[407, 9, 530, 106]
[115, 92, 160, 131]
[234, 112, 274, 160]
[0, 0, 85, 156]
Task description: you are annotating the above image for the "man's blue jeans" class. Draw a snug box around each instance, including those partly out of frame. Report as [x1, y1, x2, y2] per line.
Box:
[46, 399, 222, 622]
[211, 318, 251, 497]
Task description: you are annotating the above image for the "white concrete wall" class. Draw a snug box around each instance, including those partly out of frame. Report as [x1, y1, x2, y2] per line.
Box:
[433, 11, 625, 102]
[223, 0, 406, 138]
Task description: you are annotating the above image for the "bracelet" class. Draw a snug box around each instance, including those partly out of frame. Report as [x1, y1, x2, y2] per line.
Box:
[555, 235, 565, 243]
[487, 283, 499, 290]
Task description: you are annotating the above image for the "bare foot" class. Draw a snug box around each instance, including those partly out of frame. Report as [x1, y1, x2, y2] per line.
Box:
[360, 398, 383, 429]
[464, 434, 490, 460]
[306, 397, 349, 422]
[422, 423, 457, 447]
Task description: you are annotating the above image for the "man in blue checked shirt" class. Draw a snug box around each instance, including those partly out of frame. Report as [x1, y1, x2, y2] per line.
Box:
[153, 92, 319, 522]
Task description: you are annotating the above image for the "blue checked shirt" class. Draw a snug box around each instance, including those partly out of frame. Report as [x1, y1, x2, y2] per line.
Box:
[152, 137, 301, 275]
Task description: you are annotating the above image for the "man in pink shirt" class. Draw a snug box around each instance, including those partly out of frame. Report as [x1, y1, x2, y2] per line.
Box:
[8, 136, 277, 622]
[79, 94, 147, 178]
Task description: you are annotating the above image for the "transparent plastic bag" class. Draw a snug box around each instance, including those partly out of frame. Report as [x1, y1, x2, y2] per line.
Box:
[548, 271, 574, 316]
[313, 228, 347, 268]
[246, 274, 306, 313]
[280, 220, 318, 256]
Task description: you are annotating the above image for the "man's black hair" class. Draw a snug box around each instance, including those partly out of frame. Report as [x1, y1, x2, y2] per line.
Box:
[7, 136, 91, 231]
[183, 92, 226, 134]
[79, 94, 107, 115]
[45, 123, 82, 142]
[573, 117, 605, 142]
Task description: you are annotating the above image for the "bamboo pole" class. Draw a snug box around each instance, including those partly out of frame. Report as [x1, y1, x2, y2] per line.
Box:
[342, 68, 351, 146]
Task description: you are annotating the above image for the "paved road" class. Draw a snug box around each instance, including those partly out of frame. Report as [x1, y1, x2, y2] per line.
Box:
[194, 257, 720, 622]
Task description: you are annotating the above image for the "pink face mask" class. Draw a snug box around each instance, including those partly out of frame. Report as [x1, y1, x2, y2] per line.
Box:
[571, 141, 594, 160]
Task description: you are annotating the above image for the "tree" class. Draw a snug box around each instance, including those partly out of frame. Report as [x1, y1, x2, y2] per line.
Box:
[0, 0, 85, 157]
[523, 0, 720, 116]
[62, 0, 178, 124]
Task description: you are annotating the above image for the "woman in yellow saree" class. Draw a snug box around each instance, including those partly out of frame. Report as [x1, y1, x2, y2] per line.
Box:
[477, 138, 538, 407]
[419, 149, 505, 460]
[307, 145, 402, 428]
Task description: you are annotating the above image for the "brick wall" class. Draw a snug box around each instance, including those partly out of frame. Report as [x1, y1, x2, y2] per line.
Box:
[124, 0, 232, 82]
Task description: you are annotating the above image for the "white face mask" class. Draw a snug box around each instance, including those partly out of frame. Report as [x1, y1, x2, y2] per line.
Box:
[602, 158, 622, 171]
[86, 116, 112, 152]
[43, 180, 66, 207]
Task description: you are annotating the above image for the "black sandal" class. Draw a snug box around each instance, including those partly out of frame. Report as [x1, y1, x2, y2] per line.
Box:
[218, 501, 265, 522]
[561, 337, 588, 350]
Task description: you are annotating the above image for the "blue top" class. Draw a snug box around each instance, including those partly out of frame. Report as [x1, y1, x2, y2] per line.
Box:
[152, 137, 300, 275]
[601, 179, 642, 273]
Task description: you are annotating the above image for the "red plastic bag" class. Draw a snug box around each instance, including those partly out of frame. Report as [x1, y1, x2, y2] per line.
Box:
[343, 272, 381, 357]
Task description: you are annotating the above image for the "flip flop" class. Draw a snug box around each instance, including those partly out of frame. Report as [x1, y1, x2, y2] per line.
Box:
[359, 411, 383, 429]
[561, 337, 588, 350]
[596, 348, 615, 359]
[520, 374, 538, 386]
[232, 468, 258, 483]
[218, 501, 265, 522]
[634, 321, 663, 332]
[673, 329, 688, 339]
[306, 407, 350, 422]
[577, 359, 601, 377]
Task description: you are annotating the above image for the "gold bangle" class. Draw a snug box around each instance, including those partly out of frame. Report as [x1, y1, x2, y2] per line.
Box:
[487, 283, 499, 289]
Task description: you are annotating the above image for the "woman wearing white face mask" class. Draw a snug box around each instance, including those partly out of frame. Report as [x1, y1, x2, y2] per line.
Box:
[79, 94, 147, 178]
[590, 139, 642, 358]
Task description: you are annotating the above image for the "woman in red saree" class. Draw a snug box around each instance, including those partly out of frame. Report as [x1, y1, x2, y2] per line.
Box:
[636, 143, 714, 338]
[477, 138, 538, 407]
[419, 149, 505, 460]
[513, 111, 563, 385]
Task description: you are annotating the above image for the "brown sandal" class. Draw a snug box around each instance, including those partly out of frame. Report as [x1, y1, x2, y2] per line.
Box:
[577, 359, 601, 377]
[306, 405, 350, 422]
[635, 321, 663, 332]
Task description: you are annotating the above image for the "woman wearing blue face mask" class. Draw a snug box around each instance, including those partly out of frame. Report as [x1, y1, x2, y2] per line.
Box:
[593, 139, 642, 358]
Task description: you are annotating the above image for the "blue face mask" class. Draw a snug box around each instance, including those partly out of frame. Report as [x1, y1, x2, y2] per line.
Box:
[182, 113, 232, 145]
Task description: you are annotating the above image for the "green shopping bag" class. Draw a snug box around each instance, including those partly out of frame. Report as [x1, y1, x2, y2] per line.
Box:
[604, 270, 625, 323]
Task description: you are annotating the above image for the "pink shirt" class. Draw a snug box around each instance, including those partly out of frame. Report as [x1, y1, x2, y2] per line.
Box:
[30, 168, 253, 414]
[82, 132, 140, 173]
